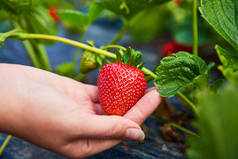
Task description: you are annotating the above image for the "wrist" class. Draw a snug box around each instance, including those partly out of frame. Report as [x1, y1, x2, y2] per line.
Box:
[0, 64, 22, 134]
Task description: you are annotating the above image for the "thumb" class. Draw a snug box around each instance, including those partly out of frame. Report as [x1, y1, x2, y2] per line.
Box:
[78, 115, 145, 141]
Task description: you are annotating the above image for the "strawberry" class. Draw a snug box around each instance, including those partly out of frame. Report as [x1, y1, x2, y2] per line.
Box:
[173, 0, 183, 4]
[161, 40, 193, 57]
[97, 48, 147, 116]
[49, 6, 60, 22]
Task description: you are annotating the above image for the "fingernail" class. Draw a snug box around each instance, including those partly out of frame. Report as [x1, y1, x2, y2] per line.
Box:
[125, 128, 145, 141]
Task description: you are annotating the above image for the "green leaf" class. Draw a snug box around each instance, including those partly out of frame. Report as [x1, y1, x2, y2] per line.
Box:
[215, 45, 238, 84]
[129, 5, 169, 43]
[58, 2, 104, 29]
[88, 3, 104, 24]
[23, 5, 57, 44]
[210, 79, 225, 93]
[200, 0, 238, 51]
[96, 0, 169, 19]
[133, 51, 143, 66]
[154, 52, 210, 97]
[56, 62, 75, 78]
[57, 9, 89, 29]
[187, 83, 238, 159]
[0, 0, 40, 14]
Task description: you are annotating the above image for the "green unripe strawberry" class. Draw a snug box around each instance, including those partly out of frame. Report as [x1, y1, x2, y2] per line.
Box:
[79, 51, 99, 74]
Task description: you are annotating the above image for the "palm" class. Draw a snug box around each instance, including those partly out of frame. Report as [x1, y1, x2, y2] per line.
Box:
[8, 65, 161, 158]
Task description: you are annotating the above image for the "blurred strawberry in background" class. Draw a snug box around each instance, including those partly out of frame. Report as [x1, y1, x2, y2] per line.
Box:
[49, 6, 60, 22]
[173, 0, 183, 4]
[161, 40, 193, 57]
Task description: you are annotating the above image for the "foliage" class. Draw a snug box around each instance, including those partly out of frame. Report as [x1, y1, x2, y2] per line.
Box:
[0, 0, 238, 158]
[129, 4, 170, 43]
[215, 45, 238, 85]
[57, 2, 104, 30]
[0, 0, 40, 14]
[23, 5, 56, 37]
[154, 52, 212, 97]
[187, 83, 238, 159]
[200, 0, 238, 51]
[56, 62, 75, 78]
[96, 0, 169, 20]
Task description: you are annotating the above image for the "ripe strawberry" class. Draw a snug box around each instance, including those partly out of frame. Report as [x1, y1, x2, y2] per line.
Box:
[173, 0, 183, 4]
[97, 63, 147, 116]
[49, 6, 60, 22]
[161, 40, 193, 57]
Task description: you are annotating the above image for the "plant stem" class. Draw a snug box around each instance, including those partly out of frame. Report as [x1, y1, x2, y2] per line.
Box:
[73, 29, 86, 65]
[2, 31, 199, 115]
[14, 33, 117, 59]
[37, 44, 52, 71]
[101, 45, 127, 51]
[0, 135, 12, 156]
[22, 40, 42, 68]
[12, 22, 42, 68]
[141, 67, 157, 79]
[177, 92, 199, 116]
[192, 0, 198, 56]
[110, 20, 129, 45]
[151, 115, 199, 137]
[169, 122, 199, 137]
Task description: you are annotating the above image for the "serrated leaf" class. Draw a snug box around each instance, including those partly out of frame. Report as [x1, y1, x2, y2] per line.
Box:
[215, 45, 238, 84]
[187, 83, 238, 159]
[57, 9, 88, 29]
[96, 0, 169, 19]
[200, 0, 238, 51]
[154, 52, 210, 97]
[56, 62, 75, 78]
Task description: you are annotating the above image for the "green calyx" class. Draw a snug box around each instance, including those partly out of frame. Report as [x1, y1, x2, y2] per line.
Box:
[115, 47, 145, 69]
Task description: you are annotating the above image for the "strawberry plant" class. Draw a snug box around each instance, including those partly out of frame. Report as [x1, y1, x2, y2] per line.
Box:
[0, 0, 238, 158]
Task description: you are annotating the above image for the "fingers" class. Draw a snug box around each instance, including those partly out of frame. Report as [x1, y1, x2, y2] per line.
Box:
[77, 115, 144, 141]
[61, 138, 120, 159]
[84, 84, 99, 103]
[93, 104, 106, 115]
[124, 88, 161, 125]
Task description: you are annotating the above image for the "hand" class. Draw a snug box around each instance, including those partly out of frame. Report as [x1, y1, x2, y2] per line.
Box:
[0, 64, 161, 158]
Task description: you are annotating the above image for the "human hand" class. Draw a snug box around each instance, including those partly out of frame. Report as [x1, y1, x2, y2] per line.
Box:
[0, 64, 161, 158]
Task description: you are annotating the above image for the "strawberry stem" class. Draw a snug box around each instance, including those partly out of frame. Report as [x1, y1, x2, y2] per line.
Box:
[192, 0, 198, 56]
[151, 115, 199, 137]
[0, 31, 198, 116]
[168, 122, 199, 137]
[0, 135, 12, 156]
[177, 92, 199, 117]
[101, 45, 127, 51]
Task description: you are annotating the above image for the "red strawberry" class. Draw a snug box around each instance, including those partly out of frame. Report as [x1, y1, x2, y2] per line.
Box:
[49, 6, 60, 22]
[97, 63, 147, 116]
[173, 0, 183, 4]
[161, 40, 193, 57]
